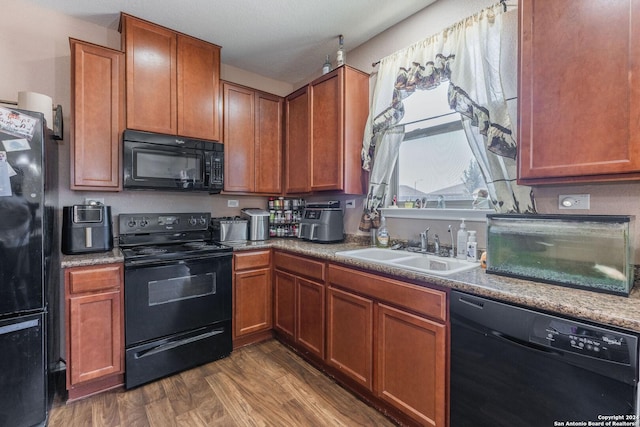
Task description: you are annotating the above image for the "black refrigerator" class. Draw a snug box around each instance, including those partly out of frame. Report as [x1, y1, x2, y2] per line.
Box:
[0, 107, 59, 427]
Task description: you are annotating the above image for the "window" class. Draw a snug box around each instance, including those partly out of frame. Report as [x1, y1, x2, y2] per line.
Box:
[391, 84, 491, 211]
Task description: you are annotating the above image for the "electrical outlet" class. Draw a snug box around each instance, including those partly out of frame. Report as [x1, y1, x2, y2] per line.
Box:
[84, 197, 104, 205]
[345, 199, 355, 209]
[227, 199, 239, 208]
[558, 194, 590, 210]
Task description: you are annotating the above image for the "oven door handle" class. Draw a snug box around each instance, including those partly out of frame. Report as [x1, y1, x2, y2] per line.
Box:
[134, 328, 226, 359]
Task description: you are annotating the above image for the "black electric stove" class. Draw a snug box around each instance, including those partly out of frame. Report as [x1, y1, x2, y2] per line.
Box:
[118, 212, 233, 389]
[119, 212, 232, 265]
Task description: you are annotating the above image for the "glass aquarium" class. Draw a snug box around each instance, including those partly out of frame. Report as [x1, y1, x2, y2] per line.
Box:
[486, 214, 634, 296]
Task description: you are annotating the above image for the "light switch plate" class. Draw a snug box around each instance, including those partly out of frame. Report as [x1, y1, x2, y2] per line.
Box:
[227, 199, 239, 208]
[558, 194, 590, 210]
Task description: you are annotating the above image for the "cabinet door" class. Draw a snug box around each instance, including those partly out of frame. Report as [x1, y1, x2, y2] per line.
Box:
[326, 287, 373, 390]
[234, 268, 272, 337]
[255, 92, 283, 193]
[376, 304, 446, 427]
[273, 270, 296, 340]
[70, 39, 124, 191]
[285, 86, 311, 193]
[519, 0, 640, 183]
[122, 15, 177, 134]
[177, 34, 221, 141]
[311, 71, 343, 191]
[223, 83, 255, 192]
[296, 278, 324, 359]
[68, 290, 122, 385]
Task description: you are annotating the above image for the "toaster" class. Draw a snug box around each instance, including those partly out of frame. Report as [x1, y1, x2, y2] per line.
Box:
[210, 217, 248, 242]
[62, 204, 114, 255]
[298, 201, 344, 243]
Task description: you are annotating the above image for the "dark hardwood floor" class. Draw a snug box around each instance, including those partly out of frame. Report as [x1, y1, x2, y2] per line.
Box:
[49, 340, 396, 426]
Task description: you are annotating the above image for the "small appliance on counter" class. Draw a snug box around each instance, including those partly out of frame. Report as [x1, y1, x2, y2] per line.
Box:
[210, 217, 248, 242]
[298, 201, 344, 243]
[240, 208, 270, 241]
[62, 204, 114, 255]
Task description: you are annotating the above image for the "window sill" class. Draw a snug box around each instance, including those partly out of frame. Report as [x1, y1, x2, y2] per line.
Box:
[379, 208, 490, 223]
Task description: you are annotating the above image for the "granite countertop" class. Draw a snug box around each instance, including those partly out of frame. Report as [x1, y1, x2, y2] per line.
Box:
[262, 239, 640, 333]
[60, 238, 640, 333]
[61, 248, 124, 268]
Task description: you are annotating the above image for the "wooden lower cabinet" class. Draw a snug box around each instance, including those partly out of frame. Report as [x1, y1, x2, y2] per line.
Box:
[326, 287, 374, 390]
[377, 304, 446, 427]
[273, 251, 325, 359]
[65, 263, 124, 401]
[296, 277, 325, 357]
[327, 264, 448, 427]
[273, 269, 296, 339]
[233, 250, 273, 347]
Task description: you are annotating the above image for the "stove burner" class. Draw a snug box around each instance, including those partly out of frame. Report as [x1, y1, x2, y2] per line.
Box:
[184, 242, 207, 248]
[136, 247, 168, 255]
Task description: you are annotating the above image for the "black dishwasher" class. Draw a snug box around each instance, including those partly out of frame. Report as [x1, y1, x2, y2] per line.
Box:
[450, 290, 639, 427]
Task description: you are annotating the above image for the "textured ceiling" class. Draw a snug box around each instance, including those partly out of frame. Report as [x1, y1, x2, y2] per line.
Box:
[24, 0, 436, 84]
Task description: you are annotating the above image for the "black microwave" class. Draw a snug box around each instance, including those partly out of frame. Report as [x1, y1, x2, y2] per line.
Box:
[123, 130, 223, 193]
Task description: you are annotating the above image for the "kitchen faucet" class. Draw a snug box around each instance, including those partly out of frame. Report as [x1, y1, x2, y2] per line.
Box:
[420, 228, 429, 252]
[434, 234, 440, 254]
[448, 225, 454, 257]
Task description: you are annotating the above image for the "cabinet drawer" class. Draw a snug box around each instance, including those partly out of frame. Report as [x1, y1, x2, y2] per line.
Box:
[328, 264, 446, 322]
[67, 264, 123, 294]
[274, 251, 325, 282]
[234, 250, 271, 271]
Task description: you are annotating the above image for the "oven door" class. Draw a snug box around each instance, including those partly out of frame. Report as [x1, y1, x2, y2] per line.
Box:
[123, 140, 207, 191]
[124, 254, 231, 346]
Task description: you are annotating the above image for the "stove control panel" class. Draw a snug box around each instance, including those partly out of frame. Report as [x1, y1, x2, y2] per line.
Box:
[119, 212, 211, 234]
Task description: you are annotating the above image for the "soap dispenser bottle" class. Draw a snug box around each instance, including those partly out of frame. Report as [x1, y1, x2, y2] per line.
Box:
[466, 230, 477, 262]
[456, 219, 468, 260]
[377, 216, 390, 248]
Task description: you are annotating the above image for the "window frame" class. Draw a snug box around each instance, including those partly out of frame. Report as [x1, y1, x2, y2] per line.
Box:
[385, 110, 493, 223]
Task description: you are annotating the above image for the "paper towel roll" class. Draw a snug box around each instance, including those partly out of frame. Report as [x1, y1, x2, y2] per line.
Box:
[18, 91, 53, 129]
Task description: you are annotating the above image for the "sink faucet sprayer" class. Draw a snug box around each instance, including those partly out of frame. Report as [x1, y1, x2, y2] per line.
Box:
[448, 225, 454, 257]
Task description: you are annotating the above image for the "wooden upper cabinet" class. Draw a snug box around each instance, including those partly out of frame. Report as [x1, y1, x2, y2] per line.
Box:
[309, 65, 368, 194]
[223, 81, 283, 193]
[311, 70, 343, 191]
[177, 34, 221, 140]
[255, 91, 283, 193]
[120, 13, 221, 141]
[224, 83, 255, 192]
[69, 38, 124, 191]
[121, 14, 177, 135]
[285, 86, 311, 193]
[518, 0, 640, 184]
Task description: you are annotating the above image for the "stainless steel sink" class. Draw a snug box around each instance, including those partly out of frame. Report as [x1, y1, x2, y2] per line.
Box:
[334, 247, 479, 276]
